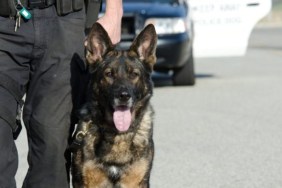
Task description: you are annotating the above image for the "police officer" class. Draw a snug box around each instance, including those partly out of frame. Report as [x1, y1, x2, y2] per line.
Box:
[0, 0, 122, 187]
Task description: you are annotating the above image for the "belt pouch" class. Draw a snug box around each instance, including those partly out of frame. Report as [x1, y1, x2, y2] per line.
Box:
[72, 0, 83, 11]
[0, 0, 29, 17]
[85, 0, 101, 31]
[0, 0, 17, 17]
[0, 1, 10, 17]
[56, 0, 73, 15]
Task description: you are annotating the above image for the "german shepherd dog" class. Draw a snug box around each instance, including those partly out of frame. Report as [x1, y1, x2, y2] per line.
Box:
[71, 23, 157, 188]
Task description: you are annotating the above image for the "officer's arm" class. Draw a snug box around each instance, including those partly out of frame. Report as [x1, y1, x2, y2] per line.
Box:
[97, 0, 123, 44]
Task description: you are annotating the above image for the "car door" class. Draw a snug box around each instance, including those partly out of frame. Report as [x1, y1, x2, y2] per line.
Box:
[188, 0, 272, 57]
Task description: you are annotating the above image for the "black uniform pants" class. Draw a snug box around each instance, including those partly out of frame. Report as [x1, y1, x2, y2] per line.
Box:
[0, 6, 86, 188]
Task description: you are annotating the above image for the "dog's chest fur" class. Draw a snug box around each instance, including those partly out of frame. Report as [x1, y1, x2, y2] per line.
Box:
[82, 106, 153, 165]
[96, 133, 135, 164]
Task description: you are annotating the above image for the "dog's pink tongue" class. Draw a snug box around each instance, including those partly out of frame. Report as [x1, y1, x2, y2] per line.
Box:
[113, 107, 132, 132]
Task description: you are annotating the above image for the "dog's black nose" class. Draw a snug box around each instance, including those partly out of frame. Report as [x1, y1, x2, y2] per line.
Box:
[119, 91, 131, 102]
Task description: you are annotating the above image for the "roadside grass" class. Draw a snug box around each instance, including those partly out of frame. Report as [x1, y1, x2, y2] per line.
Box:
[272, 1, 282, 12]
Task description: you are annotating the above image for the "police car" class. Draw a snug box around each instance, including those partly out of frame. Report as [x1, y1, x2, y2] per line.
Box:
[100, 0, 271, 86]
[189, 0, 272, 57]
[116, 0, 195, 86]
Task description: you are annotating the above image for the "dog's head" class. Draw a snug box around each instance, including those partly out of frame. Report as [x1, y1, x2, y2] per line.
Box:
[85, 23, 157, 133]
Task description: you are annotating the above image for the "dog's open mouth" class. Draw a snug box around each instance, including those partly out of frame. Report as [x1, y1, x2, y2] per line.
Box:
[113, 106, 132, 132]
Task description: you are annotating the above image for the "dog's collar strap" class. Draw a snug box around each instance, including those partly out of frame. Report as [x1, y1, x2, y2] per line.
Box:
[69, 130, 87, 152]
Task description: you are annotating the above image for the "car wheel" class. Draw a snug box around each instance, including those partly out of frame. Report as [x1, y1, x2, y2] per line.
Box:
[173, 54, 195, 86]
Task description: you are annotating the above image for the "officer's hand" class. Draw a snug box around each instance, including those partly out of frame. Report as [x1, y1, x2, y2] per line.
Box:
[96, 11, 122, 45]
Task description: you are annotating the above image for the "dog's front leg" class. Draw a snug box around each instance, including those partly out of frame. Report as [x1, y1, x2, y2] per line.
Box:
[82, 160, 113, 188]
[117, 158, 150, 188]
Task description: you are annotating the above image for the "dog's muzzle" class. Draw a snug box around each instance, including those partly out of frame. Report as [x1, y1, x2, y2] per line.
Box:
[112, 86, 134, 132]
[118, 91, 131, 103]
[113, 86, 133, 107]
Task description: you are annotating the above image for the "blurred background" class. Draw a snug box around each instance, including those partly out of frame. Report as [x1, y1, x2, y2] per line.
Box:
[261, 0, 282, 26]
[16, 0, 282, 187]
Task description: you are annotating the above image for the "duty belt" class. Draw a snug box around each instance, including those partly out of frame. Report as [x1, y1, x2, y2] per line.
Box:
[0, 0, 55, 17]
[0, 0, 86, 17]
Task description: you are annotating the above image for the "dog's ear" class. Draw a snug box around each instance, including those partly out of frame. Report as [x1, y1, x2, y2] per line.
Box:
[85, 23, 114, 64]
[129, 24, 157, 71]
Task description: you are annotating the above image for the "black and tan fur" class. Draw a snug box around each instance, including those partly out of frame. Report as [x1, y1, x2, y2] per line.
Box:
[71, 23, 157, 188]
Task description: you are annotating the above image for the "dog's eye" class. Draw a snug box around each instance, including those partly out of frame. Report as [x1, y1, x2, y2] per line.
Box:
[130, 70, 140, 79]
[104, 70, 113, 78]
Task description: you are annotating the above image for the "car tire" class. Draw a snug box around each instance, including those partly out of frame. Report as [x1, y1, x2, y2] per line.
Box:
[173, 54, 195, 86]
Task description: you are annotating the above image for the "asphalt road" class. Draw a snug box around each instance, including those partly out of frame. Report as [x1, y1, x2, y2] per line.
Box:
[16, 26, 282, 187]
